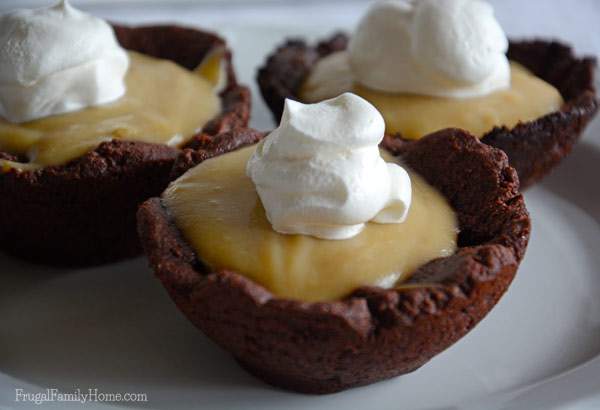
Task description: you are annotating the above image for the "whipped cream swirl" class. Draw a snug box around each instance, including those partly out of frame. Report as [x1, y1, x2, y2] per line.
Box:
[246, 93, 411, 240]
[348, 0, 510, 98]
[0, 0, 129, 123]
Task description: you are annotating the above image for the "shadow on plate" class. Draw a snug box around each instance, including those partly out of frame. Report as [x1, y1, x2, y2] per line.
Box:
[0, 251, 67, 296]
[538, 140, 600, 222]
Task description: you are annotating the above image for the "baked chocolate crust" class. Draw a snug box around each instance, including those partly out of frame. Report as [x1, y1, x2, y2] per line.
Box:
[257, 34, 598, 188]
[137, 128, 531, 394]
[0, 24, 250, 266]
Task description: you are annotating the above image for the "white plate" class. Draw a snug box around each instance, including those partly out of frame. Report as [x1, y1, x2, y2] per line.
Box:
[1, 1, 600, 409]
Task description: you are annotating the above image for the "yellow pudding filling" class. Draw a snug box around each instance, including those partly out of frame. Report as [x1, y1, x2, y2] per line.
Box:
[300, 53, 563, 139]
[0, 51, 222, 169]
[163, 146, 458, 302]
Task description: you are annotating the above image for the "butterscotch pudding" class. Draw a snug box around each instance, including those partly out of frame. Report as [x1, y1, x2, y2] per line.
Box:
[1, 51, 222, 169]
[163, 94, 457, 301]
[0, 1, 251, 265]
[258, 0, 597, 187]
[303, 61, 563, 140]
[138, 93, 531, 393]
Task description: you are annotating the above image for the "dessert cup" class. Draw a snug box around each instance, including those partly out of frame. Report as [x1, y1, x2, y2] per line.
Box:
[138, 127, 531, 394]
[0, 24, 251, 266]
[257, 34, 598, 188]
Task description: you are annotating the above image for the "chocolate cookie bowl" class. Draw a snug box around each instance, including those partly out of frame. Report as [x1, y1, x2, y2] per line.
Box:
[257, 34, 598, 188]
[137, 128, 531, 394]
[0, 24, 250, 266]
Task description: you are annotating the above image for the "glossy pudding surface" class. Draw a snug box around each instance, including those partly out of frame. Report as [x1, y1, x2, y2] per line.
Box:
[163, 145, 458, 302]
[0, 51, 221, 169]
[300, 52, 563, 139]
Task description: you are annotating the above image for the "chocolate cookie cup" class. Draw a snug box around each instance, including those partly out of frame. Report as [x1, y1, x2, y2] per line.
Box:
[137, 127, 530, 394]
[257, 34, 598, 188]
[0, 24, 250, 266]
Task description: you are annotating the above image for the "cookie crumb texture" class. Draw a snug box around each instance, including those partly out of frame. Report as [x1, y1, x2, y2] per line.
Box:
[138, 128, 531, 394]
[257, 34, 598, 188]
[0, 24, 250, 266]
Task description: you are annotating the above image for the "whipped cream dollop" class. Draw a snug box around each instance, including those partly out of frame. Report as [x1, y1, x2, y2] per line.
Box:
[348, 0, 510, 98]
[0, 0, 129, 123]
[247, 93, 411, 240]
